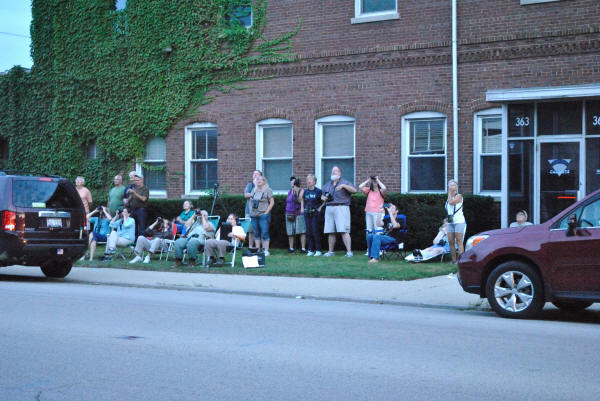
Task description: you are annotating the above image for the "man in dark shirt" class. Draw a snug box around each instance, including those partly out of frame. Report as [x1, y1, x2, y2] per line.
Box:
[128, 172, 149, 238]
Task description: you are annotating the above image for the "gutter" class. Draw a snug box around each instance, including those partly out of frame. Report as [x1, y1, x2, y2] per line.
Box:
[452, 0, 459, 182]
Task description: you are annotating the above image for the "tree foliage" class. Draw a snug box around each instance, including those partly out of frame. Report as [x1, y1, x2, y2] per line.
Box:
[0, 0, 298, 196]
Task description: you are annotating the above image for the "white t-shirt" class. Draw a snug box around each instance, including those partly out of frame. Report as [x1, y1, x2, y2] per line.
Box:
[445, 199, 465, 224]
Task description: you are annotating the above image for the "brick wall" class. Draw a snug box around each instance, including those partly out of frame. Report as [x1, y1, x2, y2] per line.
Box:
[164, 0, 600, 198]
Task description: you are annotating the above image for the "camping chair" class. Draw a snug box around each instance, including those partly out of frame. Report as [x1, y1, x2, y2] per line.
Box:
[380, 214, 408, 260]
[160, 222, 179, 261]
[184, 215, 220, 265]
[227, 217, 250, 267]
[405, 224, 466, 263]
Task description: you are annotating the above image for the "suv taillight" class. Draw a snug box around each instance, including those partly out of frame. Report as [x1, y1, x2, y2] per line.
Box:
[83, 213, 88, 232]
[2, 211, 16, 232]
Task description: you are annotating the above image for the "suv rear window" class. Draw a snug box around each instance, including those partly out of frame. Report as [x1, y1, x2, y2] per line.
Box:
[13, 180, 79, 208]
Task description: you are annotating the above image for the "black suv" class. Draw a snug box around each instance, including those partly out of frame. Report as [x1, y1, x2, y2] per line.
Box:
[0, 172, 87, 278]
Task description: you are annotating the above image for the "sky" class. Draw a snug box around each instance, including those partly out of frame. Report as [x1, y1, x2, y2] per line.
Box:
[0, 1, 33, 72]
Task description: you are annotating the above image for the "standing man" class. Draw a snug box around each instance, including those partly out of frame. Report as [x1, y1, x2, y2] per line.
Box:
[123, 171, 137, 209]
[321, 166, 357, 257]
[128, 172, 149, 238]
[75, 176, 93, 214]
[244, 170, 262, 248]
[107, 174, 126, 215]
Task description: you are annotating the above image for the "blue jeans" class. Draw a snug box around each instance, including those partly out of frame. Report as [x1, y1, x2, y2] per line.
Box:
[367, 234, 397, 260]
[251, 214, 271, 242]
[305, 213, 321, 252]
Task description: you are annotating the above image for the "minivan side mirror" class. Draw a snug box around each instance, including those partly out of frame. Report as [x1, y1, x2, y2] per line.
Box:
[566, 215, 578, 237]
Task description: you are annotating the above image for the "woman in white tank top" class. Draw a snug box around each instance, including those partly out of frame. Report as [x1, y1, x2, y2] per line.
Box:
[445, 180, 466, 264]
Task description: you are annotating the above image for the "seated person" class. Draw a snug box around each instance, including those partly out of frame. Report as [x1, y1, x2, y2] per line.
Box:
[366, 203, 404, 264]
[509, 210, 533, 227]
[205, 213, 246, 266]
[103, 207, 136, 260]
[86, 206, 112, 261]
[412, 220, 450, 260]
[171, 209, 215, 267]
[129, 217, 172, 264]
[174, 200, 195, 234]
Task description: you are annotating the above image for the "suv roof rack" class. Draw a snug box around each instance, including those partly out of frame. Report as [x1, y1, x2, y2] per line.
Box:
[0, 170, 63, 179]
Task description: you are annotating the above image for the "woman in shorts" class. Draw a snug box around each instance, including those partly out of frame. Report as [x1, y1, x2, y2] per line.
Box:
[445, 179, 466, 264]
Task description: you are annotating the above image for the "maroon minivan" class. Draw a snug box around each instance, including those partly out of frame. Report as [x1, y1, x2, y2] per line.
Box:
[458, 189, 600, 318]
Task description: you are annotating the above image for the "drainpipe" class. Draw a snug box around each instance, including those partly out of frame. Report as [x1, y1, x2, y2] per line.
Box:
[452, 0, 458, 182]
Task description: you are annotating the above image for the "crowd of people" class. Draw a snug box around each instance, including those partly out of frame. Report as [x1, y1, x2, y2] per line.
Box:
[74, 166, 534, 267]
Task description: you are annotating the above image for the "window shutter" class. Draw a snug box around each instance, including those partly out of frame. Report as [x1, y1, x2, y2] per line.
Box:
[263, 125, 292, 158]
[323, 123, 354, 157]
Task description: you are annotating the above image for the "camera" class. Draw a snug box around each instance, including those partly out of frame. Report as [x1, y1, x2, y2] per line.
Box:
[96, 206, 103, 212]
[157, 216, 163, 224]
[251, 200, 260, 210]
[371, 176, 377, 180]
[324, 192, 333, 202]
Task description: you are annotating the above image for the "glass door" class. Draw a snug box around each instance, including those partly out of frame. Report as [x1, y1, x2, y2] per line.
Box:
[537, 139, 582, 223]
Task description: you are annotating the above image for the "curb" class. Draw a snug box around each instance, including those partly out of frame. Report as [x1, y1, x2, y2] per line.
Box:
[59, 276, 493, 313]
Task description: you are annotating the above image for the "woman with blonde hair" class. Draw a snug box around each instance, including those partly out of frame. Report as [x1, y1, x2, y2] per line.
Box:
[445, 179, 465, 264]
[249, 175, 274, 256]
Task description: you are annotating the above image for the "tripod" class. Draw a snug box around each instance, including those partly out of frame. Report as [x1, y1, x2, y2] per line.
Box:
[208, 182, 227, 216]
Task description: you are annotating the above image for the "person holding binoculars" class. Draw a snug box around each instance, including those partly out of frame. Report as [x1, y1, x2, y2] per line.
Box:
[171, 209, 215, 267]
[129, 217, 172, 264]
[359, 175, 387, 255]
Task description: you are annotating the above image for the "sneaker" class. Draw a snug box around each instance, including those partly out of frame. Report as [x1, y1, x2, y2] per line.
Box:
[79, 255, 86, 262]
[216, 257, 226, 266]
[323, 251, 335, 257]
[345, 251, 354, 258]
[368, 258, 379, 263]
[364, 252, 369, 256]
[143, 254, 151, 264]
[314, 251, 322, 256]
[264, 250, 270, 256]
[300, 248, 307, 253]
[288, 248, 295, 253]
[306, 251, 315, 256]
[129, 255, 142, 264]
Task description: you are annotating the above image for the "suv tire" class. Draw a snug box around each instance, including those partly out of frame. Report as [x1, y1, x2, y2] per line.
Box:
[551, 300, 594, 312]
[486, 261, 544, 319]
[41, 261, 72, 278]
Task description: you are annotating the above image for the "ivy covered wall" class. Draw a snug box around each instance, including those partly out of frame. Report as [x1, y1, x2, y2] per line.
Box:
[0, 0, 297, 198]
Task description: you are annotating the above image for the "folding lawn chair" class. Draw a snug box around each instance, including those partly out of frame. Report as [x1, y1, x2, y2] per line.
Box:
[380, 214, 408, 260]
[160, 222, 179, 261]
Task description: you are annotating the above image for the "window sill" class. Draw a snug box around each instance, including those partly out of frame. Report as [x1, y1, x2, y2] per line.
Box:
[149, 191, 167, 199]
[351, 12, 399, 24]
[520, 0, 560, 4]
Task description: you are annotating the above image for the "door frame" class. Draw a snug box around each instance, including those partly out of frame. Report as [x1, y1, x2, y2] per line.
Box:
[535, 136, 585, 224]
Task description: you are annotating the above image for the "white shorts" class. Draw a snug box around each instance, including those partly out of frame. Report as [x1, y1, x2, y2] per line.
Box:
[324, 205, 351, 234]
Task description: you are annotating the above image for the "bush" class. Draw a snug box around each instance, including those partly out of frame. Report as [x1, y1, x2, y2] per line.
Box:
[140, 193, 500, 251]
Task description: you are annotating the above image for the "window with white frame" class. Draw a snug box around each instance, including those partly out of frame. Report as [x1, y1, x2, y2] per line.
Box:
[474, 109, 502, 195]
[352, 0, 399, 24]
[185, 123, 218, 194]
[315, 116, 355, 186]
[257, 119, 293, 192]
[139, 137, 166, 196]
[401, 112, 446, 192]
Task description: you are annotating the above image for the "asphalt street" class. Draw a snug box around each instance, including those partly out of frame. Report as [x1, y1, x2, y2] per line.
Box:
[1, 280, 599, 401]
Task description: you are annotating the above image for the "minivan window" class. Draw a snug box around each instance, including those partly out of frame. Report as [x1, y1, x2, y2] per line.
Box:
[579, 198, 600, 228]
[556, 206, 583, 230]
[13, 180, 78, 208]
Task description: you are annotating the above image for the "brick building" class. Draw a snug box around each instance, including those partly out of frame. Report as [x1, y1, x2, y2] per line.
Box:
[138, 0, 600, 227]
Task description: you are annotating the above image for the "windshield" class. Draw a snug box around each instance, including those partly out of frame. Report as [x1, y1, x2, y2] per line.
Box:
[13, 180, 79, 208]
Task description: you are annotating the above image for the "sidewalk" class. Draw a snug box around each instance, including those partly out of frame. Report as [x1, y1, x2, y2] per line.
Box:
[0, 265, 489, 311]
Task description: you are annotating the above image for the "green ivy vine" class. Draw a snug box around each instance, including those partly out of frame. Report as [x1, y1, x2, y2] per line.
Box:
[0, 0, 299, 199]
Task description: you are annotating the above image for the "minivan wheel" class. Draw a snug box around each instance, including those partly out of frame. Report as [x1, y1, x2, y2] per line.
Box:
[40, 261, 72, 278]
[485, 261, 544, 319]
[551, 300, 594, 312]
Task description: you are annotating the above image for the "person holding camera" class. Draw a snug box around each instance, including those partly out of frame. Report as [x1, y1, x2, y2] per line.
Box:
[85, 206, 112, 261]
[205, 213, 246, 266]
[103, 207, 136, 260]
[303, 174, 323, 256]
[445, 179, 465, 264]
[321, 166, 357, 257]
[171, 209, 215, 267]
[128, 172, 149, 239]
[285, 176, 306, 253]
[366, 203, 403, 263]
[244, 170, 263, 247]
[129, 217, 172, 264]
[411, 219, 450, 260]
[249, 175, 274, 256]
[359, 175, 387, 254]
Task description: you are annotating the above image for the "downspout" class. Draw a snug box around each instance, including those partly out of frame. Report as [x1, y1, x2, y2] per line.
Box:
[452, 0, 458, 182]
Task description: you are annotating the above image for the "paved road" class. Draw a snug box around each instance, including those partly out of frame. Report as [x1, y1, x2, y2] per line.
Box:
[0, 280, 598, 401]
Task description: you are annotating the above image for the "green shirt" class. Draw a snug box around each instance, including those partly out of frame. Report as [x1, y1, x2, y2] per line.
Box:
[108, 186, 126, 214]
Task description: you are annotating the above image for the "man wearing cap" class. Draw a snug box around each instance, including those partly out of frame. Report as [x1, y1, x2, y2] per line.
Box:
[128, 172, 149, 238]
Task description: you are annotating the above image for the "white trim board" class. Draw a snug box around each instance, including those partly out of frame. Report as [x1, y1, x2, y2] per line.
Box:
[487, 83, 600, 102]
